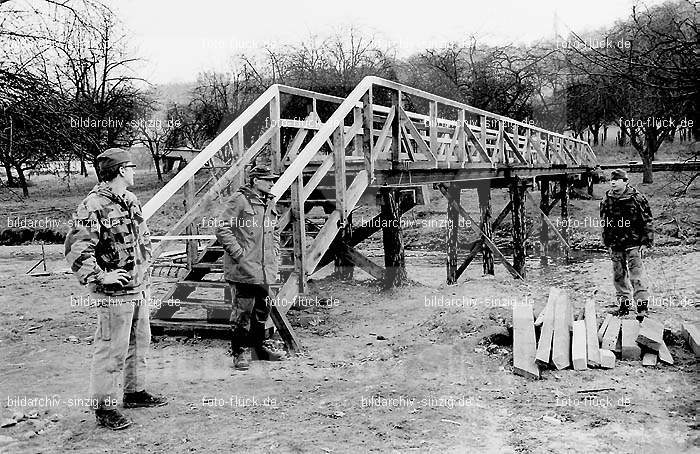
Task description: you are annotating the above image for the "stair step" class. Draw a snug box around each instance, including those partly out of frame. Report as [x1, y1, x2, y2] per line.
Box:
[177, 280, 228, 289]
[150, 319, 231, 331]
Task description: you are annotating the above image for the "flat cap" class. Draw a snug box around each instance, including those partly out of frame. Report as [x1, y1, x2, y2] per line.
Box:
[96, 148, 133, 170]
[249, 165, 279, 180]
[610, 168, 628, 180]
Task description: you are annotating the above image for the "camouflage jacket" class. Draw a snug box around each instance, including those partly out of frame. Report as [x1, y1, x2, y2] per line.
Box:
[64, 183, 151, 297]
[600, 185, 654, 251]
[215, 186, 280, 285]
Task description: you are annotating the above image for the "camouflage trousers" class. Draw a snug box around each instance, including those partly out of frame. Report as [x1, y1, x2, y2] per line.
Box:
[227, 282, 272, 353]
[610, 247, 649, 308]
[90, 289, 151, 410]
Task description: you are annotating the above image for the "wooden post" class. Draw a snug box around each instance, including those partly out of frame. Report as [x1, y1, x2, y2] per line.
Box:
[333, 125, 347, 223]
[362, 88, 374, 182]
[560, 175, 570, 247]
[353, 106, 363, 157]
[379, 188, 407, 288]
[509, 178, 526, 277]
[446, 184, 460, 284]
[184, 176, 197, 269]
[480, 116, 487, 156]
[457, 110, 466, 163]
[429, 101, 438, 158]
[334, 213, 354, 280]
[270, 93, 282, 173]
[291, 174, 307, 293]
[539, 179, 550, 261]
[477, 183, 494, 275]
[390, 90, 401, 166]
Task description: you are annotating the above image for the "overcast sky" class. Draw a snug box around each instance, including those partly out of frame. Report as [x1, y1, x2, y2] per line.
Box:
[109, 0, 663, 84]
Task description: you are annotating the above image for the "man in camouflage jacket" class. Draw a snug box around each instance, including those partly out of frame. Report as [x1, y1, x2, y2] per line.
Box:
[65, 148, 166, 430]
[600, 168, 654, 319]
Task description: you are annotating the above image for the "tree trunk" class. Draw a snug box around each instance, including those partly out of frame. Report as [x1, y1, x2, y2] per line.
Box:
[80, 155, 88, 176]
[15, 166, 28, 196]
[4, 163, 14, 186]
[641, 152, 653, 184]
[153, 154, 163, 181]
[603, 125, 608, 143]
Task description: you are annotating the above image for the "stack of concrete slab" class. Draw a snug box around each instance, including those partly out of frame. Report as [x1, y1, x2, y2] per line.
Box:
[512, 287, 679, 380]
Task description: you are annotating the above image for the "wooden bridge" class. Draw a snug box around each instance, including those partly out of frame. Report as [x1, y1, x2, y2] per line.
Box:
[142, 76, 601, 350]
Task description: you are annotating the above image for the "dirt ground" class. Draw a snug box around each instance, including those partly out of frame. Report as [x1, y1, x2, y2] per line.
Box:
[0, 239, 698, 453]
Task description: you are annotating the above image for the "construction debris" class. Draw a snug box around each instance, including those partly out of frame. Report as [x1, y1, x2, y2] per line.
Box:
[511, 287, 681, 380]
[681, 322, 699, 358]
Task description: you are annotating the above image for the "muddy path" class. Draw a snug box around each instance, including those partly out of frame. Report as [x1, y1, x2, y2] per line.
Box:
[0, 245, 698, 453]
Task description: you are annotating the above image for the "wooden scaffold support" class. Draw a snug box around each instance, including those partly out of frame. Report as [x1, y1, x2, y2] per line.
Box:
[509, 178, 527, 278]
[446, 184, 461, 284]
[379, 187, 408, 288]
[477, 182, 494, 275]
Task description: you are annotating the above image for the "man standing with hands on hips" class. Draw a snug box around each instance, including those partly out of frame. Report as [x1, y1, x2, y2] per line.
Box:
[216, 165, 286, 370]
[600, 168, 654, 321]
[65, 148, 167, 430]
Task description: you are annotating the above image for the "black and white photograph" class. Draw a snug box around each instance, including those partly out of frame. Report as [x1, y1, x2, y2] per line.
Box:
[0, 0, 697, 452]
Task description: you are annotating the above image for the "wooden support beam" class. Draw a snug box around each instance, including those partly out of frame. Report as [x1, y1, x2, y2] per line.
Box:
[390, 90, 401, 164]
[269, 305, 300, 352]
[525, 190, 571, 251]
[184, 177, 197, 270]
[457, 110, 467, 163]
[446, 184, 461, 284]
[465, 123, 492, 163]
[509, 179, 527, 277]
[399, 105, 437, 163]
[362, 89, 375, 181]
[539, 181, 550, 258]
[291, 174, 307, 293]
[513, 301, 540, 379]
[334, 214, 354, 280]
[454, 201, 511, 280]
[270, 93, 282, 172]
[429, 101, 438, 158]
[333, 125, 347, 223]
[503, 131, 527, 165]
[149, 127, 274, 263]
[339, 243, 384, 281]
[437, 184, 523, 280]
[559, 176, 570, 246]
[477, 184, 494, 275]
[353, 106, 363, 157]
[380, 187, 408, 288]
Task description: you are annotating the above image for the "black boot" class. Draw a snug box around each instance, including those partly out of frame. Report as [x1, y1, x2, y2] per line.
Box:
[95, 408, 132, 430]
[123, 390, 168, 408]
[254, 344, 287, 361]
[636, 300, 649, 321]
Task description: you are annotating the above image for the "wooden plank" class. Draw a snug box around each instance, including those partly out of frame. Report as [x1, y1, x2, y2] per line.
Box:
[601, 316, 621, 350]
[291, 174, 307, 293]
[503, 132, 528, 165]
[429, 101, 438, 157]
[362, 89, 374, 181]
[599, 349, 616, 368]
[333, 125, 347, 222]
[437, 184, 523, 280]
[598, 313, 613, 343]
[524, 191, 571, 251]
[585, 300, 601, 367]
[621, 319, 642, 360]
[636, 318, 664, 351]
[149, 127, 275, 263]
[512, 301, 540, 379]
[551, 288, 572, 370]
[657, 340, 674, 365]
[572, 320, 588, 370]
[642, 352, 658, 366]
[464, 124, 492, 163]
[535, 289, 556, 367]
[399, 105, 436, 163]
[269, 305, 300, 352]
[143, 85, 277, 220]
[681, 322, 700, 357]
[339, 244, 385, 281]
